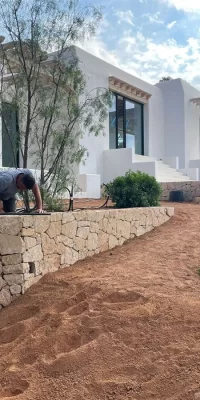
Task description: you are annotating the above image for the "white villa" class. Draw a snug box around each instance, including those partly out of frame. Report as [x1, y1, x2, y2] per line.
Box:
[1, 45, 200, 198]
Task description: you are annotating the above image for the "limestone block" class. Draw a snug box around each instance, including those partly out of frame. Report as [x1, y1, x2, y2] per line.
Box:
[41, 233, 56, 255]
[98, 231, 109, 251]
[193, 197, 200, 203]
[124, 209, 135, 222]
[55, 235, 74, 248]
[77, 226, 89, 240]
[56, 242, 66, 255]
[87, 232, 98, 251]
[42, 254, 61, 273]
[116, 220, 131, 240]
[23, 244, 43, 262]
[136, 226, 148, 237]
[62, 212, 75, 224]
[139, 213, 146, 226]
[61, 247, 78, 265]
[3, 263, 29, 274]
[90, 222, 99, 234]
[166, 208, 174, 217]
[109, 235, 118, 249]
[33, 261, 43, 276]
[22, 215, 34, 228]
[4, 274, 24, 285]
[118, 237, 126, 246]
[106, 219, 117, 236]
[130, 222, 137, 237]
[61, 220, 77, 238]
[146, 213, 153, 228]
[0, 277, 6, 290]
[24, 237, 37, 250]
[0, 287, 12, 307]
[24, 272, 35, 281]
[79, 249, 89, 260]
[87, 210, 104, 222]
[74, 211, 87, 221]
[73, 237, 86, 251]
[99, 218, 109, 233]
[50, 213, 62, 222]
[93, 211, 105, 222]
[78, 220, 90, 227]
[10, 284, 21, 295]
[2, 254, 22, 266]
[88, 250, 95, 257]
[0, 234, 23, 255]
[108, 209, 118, 219]
[22, 275, 41, 294]
[195, 188, 200, 197]
[152, 214, 159, 227]
[0, 216, 22, 235]
[47, 221, 62, 238]
[21, 228, 36, 237]
[34, 216, 50, 233]
[0, 262, 2, 274]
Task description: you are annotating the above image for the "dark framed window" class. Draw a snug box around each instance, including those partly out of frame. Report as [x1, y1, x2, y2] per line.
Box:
[109, 92, 144, 155]
[2, 102, 19, 168]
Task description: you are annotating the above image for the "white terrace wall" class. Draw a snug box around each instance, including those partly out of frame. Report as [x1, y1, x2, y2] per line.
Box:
[0, 207, 174, 309]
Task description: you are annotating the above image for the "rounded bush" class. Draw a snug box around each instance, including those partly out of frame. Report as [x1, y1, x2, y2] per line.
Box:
[106, 170, 162, 208]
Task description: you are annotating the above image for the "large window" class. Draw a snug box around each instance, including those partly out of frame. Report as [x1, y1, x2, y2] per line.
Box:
[109, 93, 144, 155]
[2, 102, 19, 168]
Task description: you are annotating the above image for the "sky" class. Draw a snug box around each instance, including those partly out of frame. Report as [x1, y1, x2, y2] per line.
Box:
[78, 0, 200, 88]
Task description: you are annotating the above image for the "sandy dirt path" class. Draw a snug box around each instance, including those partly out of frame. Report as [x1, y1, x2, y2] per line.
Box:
[1, 203, 200, 400]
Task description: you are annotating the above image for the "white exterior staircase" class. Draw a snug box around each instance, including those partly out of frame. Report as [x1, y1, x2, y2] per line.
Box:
[134, 155, 193, 182]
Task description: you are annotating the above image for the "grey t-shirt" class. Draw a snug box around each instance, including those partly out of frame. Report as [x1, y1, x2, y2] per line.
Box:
[0, 168, 33, 200]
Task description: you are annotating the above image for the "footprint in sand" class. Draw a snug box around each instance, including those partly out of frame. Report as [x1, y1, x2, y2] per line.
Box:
[0, 323, 25, 345]
[0, 379, 29, 398]
[0, 305, 40, 329]
[104, 291, 148, 305]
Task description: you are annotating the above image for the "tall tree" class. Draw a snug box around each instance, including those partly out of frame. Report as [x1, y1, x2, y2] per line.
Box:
[0, 0, 111, 197]
[159, 76, 172, 82]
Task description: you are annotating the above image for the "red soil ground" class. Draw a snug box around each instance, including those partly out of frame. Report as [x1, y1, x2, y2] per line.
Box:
[1, 203, 200, 399]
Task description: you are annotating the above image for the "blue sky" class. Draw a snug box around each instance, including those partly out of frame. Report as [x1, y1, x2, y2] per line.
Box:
[79, 0, 200, 88]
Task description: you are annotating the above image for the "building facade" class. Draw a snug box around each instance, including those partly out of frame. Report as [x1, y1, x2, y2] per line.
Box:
[1, 45, 200, 198]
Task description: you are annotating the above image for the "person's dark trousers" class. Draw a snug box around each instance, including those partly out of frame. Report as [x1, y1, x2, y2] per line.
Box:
[2, 198, 16, 212]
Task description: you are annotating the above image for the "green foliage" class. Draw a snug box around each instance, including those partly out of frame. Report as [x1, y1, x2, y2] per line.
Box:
[0, 0, 112, 196]
[106, 170, 162, 208]
[42, 189, 64, 212]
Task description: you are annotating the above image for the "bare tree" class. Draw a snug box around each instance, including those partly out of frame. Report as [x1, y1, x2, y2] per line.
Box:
[0, 0, 111, 198]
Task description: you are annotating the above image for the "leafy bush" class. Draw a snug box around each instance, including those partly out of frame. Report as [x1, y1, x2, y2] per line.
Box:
[106, 170, 162, 208]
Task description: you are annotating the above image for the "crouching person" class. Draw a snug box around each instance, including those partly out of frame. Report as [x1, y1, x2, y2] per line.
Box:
[0, 169, 43, 213]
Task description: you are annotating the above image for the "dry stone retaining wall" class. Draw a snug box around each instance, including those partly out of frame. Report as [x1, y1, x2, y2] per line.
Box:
[160, 182, 200, 202]
[0, 207, 174, 309]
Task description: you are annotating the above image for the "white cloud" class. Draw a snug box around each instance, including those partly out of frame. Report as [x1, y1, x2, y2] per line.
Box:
[79, 28, 200, 88]
[167, 20, 177, 29]
[163, 0, 200, 13]
[115, 10, 134, 26]
[143, 12, 164, 24]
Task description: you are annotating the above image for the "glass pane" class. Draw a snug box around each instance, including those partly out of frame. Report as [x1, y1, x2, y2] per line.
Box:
[109, 94, 116, 149]
[117, 96, 124, 148]
[2, 103, 18, 167]
[125, 100, 143, 155]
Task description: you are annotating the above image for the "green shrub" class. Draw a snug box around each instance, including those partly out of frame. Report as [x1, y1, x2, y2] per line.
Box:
[106, 170, 162, 208]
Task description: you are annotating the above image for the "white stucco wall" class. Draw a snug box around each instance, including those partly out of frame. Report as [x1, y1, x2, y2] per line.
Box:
[181, 80, 200, 167]
[74, 46, 165, 180]
[156, 79, 186, 168]
[156, 79, 200, 169]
